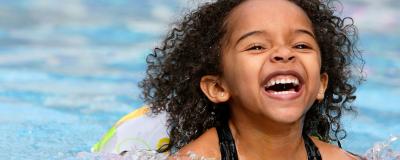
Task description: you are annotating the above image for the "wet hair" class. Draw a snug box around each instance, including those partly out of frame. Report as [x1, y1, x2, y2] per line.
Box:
[139, 0, 364, 152]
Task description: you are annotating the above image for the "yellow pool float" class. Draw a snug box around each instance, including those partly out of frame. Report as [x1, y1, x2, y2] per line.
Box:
[91, 105, 169, 154]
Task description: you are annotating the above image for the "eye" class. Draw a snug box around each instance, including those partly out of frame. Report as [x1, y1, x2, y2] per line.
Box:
[246, 45, 265, 51]
[294, 43, 311, 49]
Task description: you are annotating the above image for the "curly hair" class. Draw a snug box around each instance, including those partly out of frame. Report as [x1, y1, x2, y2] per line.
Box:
[139, 0, 364, 152]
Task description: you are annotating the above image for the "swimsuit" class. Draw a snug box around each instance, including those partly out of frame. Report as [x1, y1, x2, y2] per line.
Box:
[216, 121, 322, 160]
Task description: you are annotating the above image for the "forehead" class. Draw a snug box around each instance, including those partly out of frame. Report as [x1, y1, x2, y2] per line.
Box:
[224, 0, 313, 41]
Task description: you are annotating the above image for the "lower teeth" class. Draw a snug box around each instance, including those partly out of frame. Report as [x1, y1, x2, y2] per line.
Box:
[272, 91, 296, 95]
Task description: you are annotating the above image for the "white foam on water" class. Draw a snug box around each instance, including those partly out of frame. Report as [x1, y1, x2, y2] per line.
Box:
[364, 135, 400, 160]
[69, 150, 167, 160]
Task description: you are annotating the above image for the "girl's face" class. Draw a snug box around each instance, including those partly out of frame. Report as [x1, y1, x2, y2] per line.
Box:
[219, 0, 328, 124]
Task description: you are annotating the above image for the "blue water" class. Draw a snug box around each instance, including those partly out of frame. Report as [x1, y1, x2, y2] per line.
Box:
[0, 0, 399, 159]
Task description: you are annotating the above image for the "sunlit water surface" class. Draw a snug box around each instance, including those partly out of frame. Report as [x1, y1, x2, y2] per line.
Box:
[0, 0, 399, 159]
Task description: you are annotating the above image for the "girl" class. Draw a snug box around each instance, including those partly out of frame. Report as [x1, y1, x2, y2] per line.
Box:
[140, 0, 364, 159]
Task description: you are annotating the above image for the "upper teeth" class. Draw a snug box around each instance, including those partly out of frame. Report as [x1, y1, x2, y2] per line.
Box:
[266, 78, 299, 87]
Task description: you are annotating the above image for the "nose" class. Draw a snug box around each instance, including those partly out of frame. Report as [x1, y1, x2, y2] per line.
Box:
[270, 46, 295, 63]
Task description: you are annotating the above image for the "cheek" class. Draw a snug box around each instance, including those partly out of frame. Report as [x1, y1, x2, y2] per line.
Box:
[303, 52, 322, 73]
[222, 55, 262, 94]
[304, 55, 323, 92]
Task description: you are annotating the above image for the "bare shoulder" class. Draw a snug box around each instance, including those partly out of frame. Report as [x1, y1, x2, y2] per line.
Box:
[311, 137, 362, 160]
[169, 128, 220, 160]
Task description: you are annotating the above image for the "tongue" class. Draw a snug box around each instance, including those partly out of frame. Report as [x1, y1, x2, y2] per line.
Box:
[265, 88, 296, 93]
[265, 83, 297, 92]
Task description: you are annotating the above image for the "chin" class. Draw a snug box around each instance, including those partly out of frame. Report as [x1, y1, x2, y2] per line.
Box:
[265, 106, 307, 124]
[274, 115, 303, 124]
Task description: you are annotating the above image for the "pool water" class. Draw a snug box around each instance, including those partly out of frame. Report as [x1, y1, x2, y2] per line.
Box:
[0, 0, 399, 159]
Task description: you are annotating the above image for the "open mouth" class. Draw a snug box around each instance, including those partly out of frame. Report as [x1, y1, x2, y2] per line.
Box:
[262, 71, 304, 99]
[264, 77, 301, 94]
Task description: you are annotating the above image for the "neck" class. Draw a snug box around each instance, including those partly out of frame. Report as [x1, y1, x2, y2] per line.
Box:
[229, 107, 307, 160]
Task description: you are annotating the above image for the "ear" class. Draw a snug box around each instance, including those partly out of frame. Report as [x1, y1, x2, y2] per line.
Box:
[317, 73, 329, 101]
[200, 75, 230, 103]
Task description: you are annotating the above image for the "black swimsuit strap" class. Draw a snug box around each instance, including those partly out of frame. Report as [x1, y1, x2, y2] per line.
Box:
[217, 122, 239, 160]
[216, 122, 322, 160]
[303, 133, 322, 160]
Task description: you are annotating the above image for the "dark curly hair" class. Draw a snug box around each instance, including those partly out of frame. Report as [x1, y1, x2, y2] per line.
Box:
[139, 0, 364, 152]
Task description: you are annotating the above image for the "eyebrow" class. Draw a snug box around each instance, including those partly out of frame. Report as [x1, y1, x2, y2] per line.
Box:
[235, 29, 316, 46]
[235, 30, 265, 46]
[295, 29, 316, 39]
